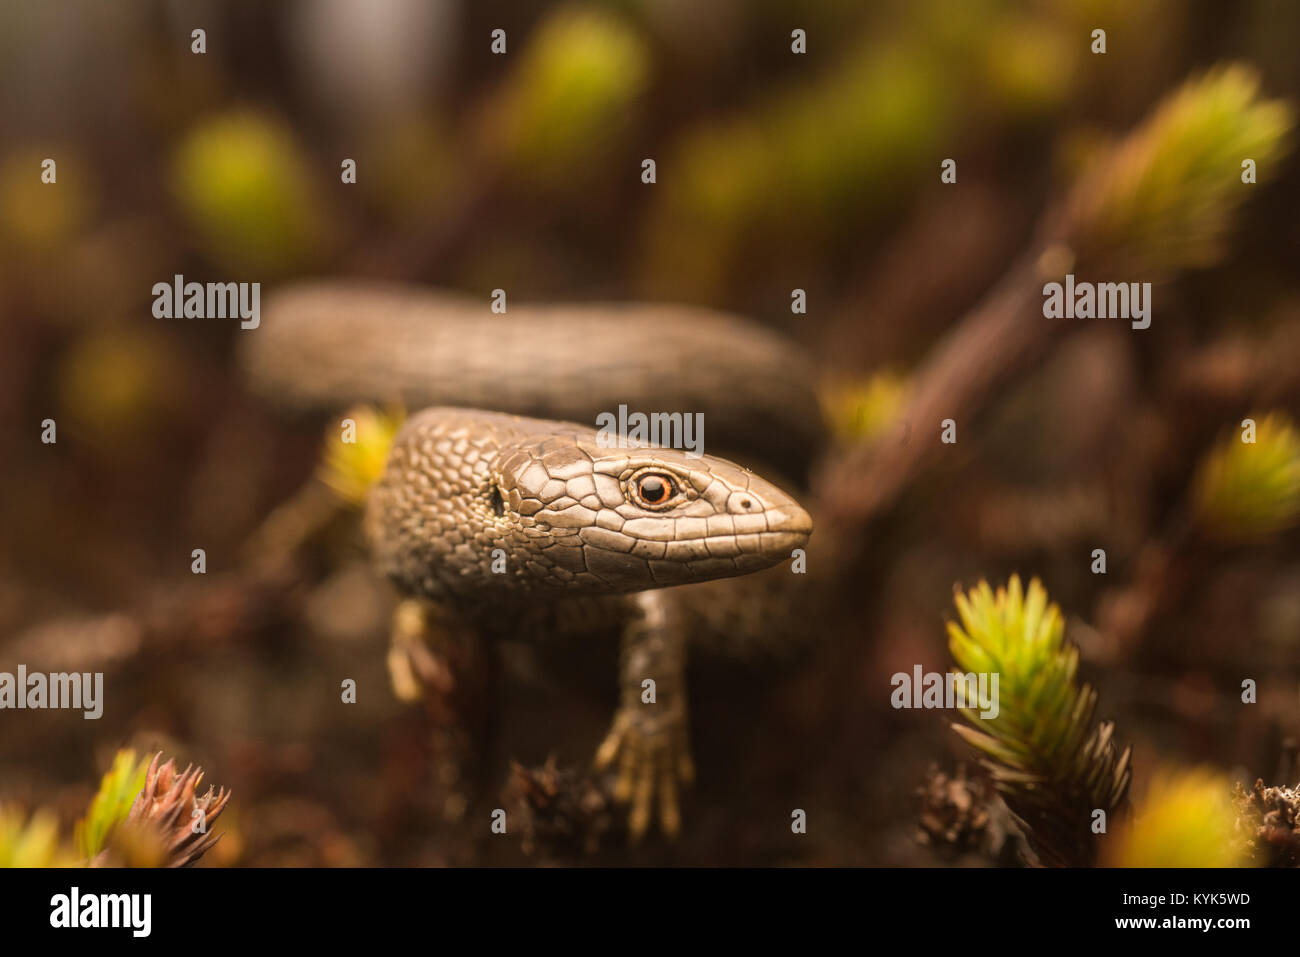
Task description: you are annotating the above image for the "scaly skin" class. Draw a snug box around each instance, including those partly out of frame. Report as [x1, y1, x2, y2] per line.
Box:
[242, 281, 825, 480]
[244, 282, 822, 839]
[367, 407, 812, 838]
[366, 408, 812, 598]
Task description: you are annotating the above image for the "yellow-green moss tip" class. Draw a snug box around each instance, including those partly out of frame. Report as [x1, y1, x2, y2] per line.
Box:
[947, 575, 1131, 865]
[481, 8, 649, 183]
[1192, 411, 1300, 543]
[948, 576, 1065, 683]
[819, 370, 909, 444]
[318, 405, 406, 507]
[947, 575, 1075, 749]
[171, 112, 325, 273]
[75, 748, 152, 860]
[642, 38, 948, 297]
[1065, 63, 1293, 276]
[1105, 768, 1249, 868]
[0, 805, 78, 867]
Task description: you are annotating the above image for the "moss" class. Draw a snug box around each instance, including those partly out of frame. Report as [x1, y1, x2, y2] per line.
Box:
[479, 7, 649, 187]
[75, 748, 151, 860]
[1193, 411, 1300, 543]
[318, 405, 407, 508]
[171, 112, 327, 273]
[947, 575, 1131, 865]
[1105, 768, 1248, 867]
[1064, 64, 1293, 276]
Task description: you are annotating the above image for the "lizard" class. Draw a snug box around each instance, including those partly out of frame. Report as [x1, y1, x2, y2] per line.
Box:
[241, 280, 825, 839]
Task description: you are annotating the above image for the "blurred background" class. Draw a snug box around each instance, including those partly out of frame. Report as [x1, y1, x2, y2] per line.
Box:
[1, 0, 1299, 866]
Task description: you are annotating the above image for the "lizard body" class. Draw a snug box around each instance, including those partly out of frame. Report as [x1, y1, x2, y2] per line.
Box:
[244, 282, 824, 837]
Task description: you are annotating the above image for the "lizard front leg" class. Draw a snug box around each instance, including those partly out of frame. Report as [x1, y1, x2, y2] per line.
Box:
[593, 590, 694, 841]
[387, 596, 495, 822]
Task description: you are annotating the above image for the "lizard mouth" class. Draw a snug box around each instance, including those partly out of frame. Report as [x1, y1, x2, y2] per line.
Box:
[763, 503, 814, 551]
[726, 473, 813, 560]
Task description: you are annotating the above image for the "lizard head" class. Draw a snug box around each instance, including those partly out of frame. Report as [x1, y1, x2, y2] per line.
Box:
[365, 409, 813, 599]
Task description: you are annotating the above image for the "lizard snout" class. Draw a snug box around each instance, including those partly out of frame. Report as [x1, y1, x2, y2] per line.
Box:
[720, 473, 813, 564]
[764, 502, 814, 543]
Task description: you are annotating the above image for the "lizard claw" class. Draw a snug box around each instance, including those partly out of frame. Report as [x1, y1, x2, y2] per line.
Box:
[593, 701, 693, 841]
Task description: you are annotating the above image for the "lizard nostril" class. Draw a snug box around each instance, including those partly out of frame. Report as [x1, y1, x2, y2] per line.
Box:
[490, 486, 505, 518]
[740, 498, 752, 509]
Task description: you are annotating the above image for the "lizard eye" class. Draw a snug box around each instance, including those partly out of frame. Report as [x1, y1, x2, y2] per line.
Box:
[631, 472, 678, 509]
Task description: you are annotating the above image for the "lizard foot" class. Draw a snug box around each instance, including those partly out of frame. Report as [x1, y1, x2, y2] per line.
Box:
[385, 598, 491, 822]
[386, 598, 456, 703]
[593, 701, 694, 841]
